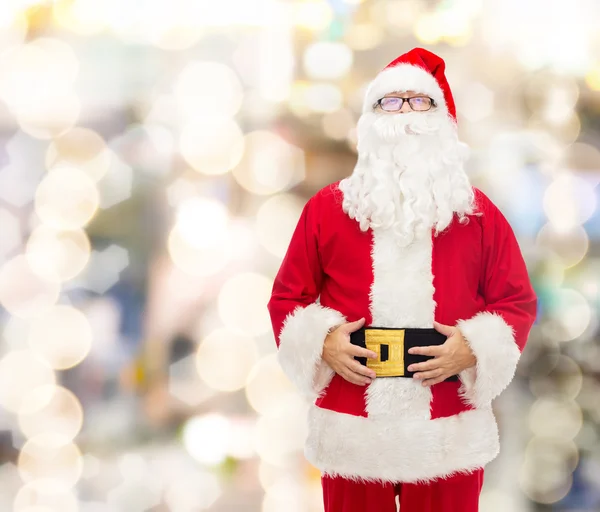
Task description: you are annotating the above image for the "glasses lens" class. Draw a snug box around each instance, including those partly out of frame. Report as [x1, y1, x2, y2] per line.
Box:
[380, 97, 402, 111]
[409, 97, 432, 111]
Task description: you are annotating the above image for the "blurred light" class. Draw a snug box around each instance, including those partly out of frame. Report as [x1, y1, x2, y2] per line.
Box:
[0, 38, 80, 139]
[53, 0, 107, 35]
[183, 413, 230, 465]
[217, 272, 273, 336]
[227, 418, 256, 459]
[174, 62, 243, 119]
[322, 108, 355, 140]
[0, 255, 60, 318]
[254, 398, 308, 466]
[175, 197, 228, 249]
[0, 38, 78, 106]
[80, 453, 101, 480]
[14, 479, 78, 512]
[543, 173, 596, 230]
[529, 398, 582, 440]
[585, 64, 600, 91]
[414, 13, 442, 44]
[252, 21, 294, 103]
[343, 23, 384, 51]
[26, 226, 91, 282]
[305, 83, 343, 113]
[78, 245, 129, 294]
[28, 305, 92, 369]
[576, 376, 600, 418]
[106, 481, 160, 511]
[541, 84, 579, 125]
[258, 460, 282, 490]
[164, 469, 222, 510]
[196, 328, 259, 392]
[18, 434, 83, 487]
[574, 422, 598, 451]
[245, 354, 297, 415]
[562, 142, 600, 172]
[168, 228, 228, 277]
[288, 81, 311, 117]
[520, 438, 576, 504]
[479, 489, 520, 512]
[456, 82, 494, 122]
[96, 155, 133, 209]
[303, 42, 353, 81]
[18, 385, 84, 441]
[292, 1, 333, 31]
[543, 288, 591, 342]
[124, 0, 205, 50]
[17, 93, 81, 140]
[168, 197, 229, 276]
[169, 354, 218, 407]
[0, 6, 28, 48]
[0, 350, 55, 413]
[165, 177, 201, 207]
[15, 506, 57, 512]
[529, 355, 583, 400]
[179, 117, 245, 175]
[232, 130, 305, 195]
[139, 124, 176, 176]
[379, 0, 421, 30]
[262, 475, 308, 512]
[46, 127, 111, 182]
[118, 453, 147, 482]
[536, 223, 589, 269]
[529, 112, 581, 144]
[35, 166, 100, 230]
[224, 218, 258, 262]
[0, 207, 22, 258]
[256, 194, 305, 258]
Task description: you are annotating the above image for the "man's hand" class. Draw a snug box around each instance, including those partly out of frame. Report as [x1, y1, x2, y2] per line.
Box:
[322, 317, 378, 386]
[407, 321, 476, 387]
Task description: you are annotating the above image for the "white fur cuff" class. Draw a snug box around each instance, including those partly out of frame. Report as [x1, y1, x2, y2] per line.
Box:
[457, 311, 521, 409]
[277, 303, 346, 402]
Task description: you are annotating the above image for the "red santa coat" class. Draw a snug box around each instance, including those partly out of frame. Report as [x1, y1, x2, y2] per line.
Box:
[267, 180, 537, 483]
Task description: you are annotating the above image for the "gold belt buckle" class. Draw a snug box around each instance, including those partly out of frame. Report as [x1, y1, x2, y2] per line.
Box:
[365, 329, 405, 377]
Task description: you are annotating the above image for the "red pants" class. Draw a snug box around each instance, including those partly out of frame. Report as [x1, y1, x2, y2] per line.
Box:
[322, 469, 484, 512]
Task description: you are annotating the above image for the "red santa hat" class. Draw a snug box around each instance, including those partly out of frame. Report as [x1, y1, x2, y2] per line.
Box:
[362, 47, 457, 123]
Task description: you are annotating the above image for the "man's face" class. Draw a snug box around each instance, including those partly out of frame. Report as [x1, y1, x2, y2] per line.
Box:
[374, 90, 436, 115]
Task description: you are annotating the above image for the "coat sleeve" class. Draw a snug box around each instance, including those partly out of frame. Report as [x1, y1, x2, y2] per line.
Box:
[266, 195, 346, 401]
[456, 192, 537, 409]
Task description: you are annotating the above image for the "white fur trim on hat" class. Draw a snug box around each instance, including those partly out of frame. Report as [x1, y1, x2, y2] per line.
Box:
[457, 311, 521, 409]
[277, 302, 347, 402]
[363, 64, 447, 114]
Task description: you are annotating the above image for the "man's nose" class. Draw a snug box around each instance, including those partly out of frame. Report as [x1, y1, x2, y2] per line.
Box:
[399, 100, 412, 114]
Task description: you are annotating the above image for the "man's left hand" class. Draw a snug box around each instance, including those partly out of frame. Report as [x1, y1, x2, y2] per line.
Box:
[407, 321, 476, 386]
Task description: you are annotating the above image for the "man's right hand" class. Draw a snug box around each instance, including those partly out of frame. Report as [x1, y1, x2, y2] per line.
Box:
[322, 317, 378, 386]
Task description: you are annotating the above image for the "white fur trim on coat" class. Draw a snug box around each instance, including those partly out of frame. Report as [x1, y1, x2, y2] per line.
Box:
[305, 405, 498, 483]
[363, 64, 448, 114]
[366, 227, 436, 419]
[456, 311, 521, 409]
[278, 302, 346, 402]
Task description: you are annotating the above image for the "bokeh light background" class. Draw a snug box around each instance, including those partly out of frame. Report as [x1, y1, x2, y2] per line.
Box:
[0, 0, 598, 511]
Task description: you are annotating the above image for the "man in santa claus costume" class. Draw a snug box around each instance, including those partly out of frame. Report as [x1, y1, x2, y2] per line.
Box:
[267, 47, 537, 512]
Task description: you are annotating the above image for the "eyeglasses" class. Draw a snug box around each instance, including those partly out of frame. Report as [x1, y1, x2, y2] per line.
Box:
[374, 96, 435, 112]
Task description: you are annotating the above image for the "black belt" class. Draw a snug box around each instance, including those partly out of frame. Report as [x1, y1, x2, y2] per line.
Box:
[350, 326, 459, 381]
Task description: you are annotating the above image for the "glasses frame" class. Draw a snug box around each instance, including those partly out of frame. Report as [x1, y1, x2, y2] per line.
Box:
[374, 96, 436, 112]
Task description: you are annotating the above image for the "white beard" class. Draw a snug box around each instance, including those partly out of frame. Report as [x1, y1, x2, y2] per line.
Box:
[339, 110, 475, 247]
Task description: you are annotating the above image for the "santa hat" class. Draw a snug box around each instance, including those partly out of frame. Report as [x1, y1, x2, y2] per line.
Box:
[362, 47, 457, 123]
